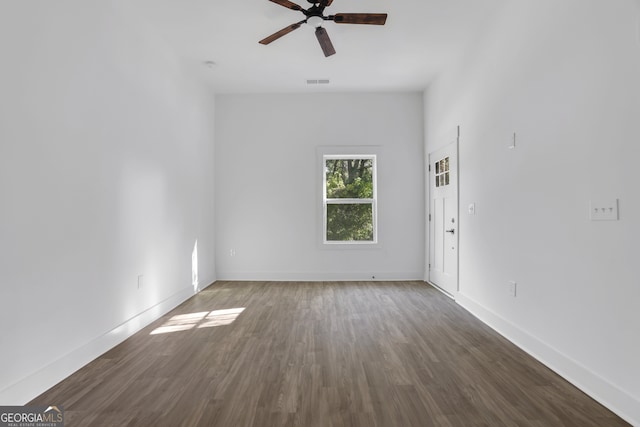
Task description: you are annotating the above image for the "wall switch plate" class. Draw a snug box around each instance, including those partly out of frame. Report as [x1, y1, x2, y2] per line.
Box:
[508, 281, 517, 297]
[137, 275, 144, 289]
[589, 199, 619, 221]
[468, 203, 476, 215]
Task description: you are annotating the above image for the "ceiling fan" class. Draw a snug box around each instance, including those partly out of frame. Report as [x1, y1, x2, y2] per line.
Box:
[259, 0, 388, 57]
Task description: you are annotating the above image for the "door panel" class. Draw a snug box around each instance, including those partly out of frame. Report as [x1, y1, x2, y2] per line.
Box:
[433, 198, 444, 272]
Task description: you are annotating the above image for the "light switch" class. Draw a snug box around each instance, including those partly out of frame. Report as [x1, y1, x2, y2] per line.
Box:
[589, 199, 619, 221]
[468, 203, 476, 215]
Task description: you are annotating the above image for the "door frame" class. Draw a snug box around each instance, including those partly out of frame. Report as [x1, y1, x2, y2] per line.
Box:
[426, 126, 460, 297]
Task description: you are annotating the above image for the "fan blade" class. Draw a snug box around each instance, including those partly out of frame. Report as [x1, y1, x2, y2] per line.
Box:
[259, 20, 306, 45]
[268, 0, 303, 11]
[315, 27, 336, 57]
[319, 0, 334, 6]
[332, 13, 387, 25]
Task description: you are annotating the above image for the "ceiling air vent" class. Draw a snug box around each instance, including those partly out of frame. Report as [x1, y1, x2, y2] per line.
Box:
[306, 79, 330, 85]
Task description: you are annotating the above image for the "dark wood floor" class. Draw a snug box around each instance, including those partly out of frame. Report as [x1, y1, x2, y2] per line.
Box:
[30, 281, 628, 426]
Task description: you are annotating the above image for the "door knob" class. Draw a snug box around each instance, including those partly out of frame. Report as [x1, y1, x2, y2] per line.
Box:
[445, 229, 455, 234]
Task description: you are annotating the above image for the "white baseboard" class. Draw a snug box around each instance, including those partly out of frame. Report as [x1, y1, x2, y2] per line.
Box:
[456, 292, 640, 426]
[216, 271, 424, 282]
[0, 286, 197, 405]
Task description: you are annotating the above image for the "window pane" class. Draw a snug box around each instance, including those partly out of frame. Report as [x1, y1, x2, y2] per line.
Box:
[326, 203, 373, 241]
[325, 159, 373, 199]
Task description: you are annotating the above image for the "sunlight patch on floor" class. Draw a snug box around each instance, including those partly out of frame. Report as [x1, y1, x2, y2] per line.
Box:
[198, 308, 245, 328]
[150, 308, 245, 335]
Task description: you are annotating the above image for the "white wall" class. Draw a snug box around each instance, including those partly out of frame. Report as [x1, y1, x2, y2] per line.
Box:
[425, 0, 640, 423]
[0, 2, 216, 404]
[215, 93, 424, 281]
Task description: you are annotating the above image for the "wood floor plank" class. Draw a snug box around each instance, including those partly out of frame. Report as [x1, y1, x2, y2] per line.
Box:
[29, 281, 630, 426]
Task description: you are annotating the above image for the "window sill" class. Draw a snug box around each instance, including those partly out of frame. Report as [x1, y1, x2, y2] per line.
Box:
[320, 241, 383, 250]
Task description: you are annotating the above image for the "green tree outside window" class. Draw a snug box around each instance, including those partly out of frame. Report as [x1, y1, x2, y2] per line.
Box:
[324, 157, 376, 242]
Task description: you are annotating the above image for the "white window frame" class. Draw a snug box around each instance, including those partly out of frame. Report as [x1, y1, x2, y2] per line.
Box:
[323, 154, 378, 245]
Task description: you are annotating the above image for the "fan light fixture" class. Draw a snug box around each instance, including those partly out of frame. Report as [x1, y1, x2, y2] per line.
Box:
[307, 16, 324, 28]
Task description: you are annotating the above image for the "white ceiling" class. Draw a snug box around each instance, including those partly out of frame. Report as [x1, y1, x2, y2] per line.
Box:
[131, 0, 506, 93]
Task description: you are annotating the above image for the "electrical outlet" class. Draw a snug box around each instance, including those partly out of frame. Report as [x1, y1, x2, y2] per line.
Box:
[229, 249, 236, 257]
[508, 281, 517, 297]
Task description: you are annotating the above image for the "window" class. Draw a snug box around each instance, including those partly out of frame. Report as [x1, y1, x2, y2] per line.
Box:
[323, 155, 377, 244]
[434, 156, 450, 187]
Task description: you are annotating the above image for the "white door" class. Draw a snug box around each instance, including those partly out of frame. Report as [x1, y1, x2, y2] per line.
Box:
[428, 134, 458, 296]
